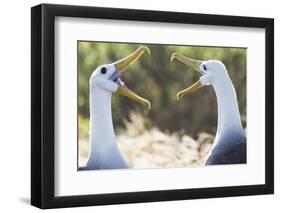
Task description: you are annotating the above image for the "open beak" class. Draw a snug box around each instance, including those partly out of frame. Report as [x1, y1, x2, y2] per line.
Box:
[114, 46, 150, 72]
[113, 46, 151, 109]
[170, 52, 204, 100]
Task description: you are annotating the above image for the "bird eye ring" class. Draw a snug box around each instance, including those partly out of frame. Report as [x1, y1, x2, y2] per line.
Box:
[203, 64, 207, 71]
[100, 67, 107, 74]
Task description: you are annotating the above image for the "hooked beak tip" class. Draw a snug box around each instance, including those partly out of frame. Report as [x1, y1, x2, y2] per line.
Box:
[176, 93, 182, 100]
[170, 52, 178, 62]
[139, 45, 151, 55]
[146, 101, 151, 110]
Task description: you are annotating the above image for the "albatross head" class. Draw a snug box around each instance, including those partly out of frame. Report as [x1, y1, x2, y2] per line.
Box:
[170, 52, 228, 100]
[90, 46, 151, 109]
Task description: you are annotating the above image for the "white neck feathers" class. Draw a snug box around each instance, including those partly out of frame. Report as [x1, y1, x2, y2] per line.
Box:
[89, 86, 117, 157]
[212, 72, 244, 138]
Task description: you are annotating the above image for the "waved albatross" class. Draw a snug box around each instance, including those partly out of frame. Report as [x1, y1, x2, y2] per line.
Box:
[81, 46, 151, 170]
[171, 52, 246, 165]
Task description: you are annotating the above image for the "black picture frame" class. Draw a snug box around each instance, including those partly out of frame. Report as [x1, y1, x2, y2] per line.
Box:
[31, 3, 274, 209]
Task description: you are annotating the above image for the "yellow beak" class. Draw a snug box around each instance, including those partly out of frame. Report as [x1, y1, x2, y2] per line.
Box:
[171, 52, 204, 100]
[114, 46, 151, 109]
[114, 46, 150, 72]
[116, 86, 151, 110]
[176, 80, 203, 100]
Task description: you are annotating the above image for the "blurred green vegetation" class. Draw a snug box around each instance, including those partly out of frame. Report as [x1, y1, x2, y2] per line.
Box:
[78, 42, 246, 140]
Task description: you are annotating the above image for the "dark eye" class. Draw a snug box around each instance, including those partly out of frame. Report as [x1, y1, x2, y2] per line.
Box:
[203, 64, 207, 70]
[100, 67, 107, 74]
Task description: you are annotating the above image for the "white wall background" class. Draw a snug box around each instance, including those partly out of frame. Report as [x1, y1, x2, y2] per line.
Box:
[0, 0, 279, 212]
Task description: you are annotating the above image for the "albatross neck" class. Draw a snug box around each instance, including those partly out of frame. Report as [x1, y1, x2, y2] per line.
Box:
[89, 88, 117, 155]
[212, 73, 244, 138]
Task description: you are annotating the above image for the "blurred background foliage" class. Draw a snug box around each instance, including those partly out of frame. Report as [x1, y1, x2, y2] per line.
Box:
[78, 42, 246, 142]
